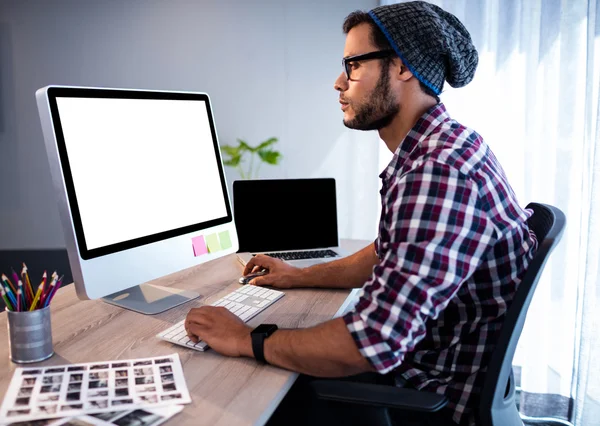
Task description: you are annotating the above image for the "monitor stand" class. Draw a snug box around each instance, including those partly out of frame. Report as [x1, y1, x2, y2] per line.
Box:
[102, 283, 200, 315]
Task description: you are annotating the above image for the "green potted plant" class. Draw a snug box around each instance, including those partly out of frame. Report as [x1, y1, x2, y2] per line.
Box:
[221, 137, 282, 179]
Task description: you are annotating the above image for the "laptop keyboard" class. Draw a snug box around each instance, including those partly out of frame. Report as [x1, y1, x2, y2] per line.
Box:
[262, 249, 339, 261]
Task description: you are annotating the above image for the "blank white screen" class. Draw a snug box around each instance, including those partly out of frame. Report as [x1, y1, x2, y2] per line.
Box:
[56, 97, 228, 251]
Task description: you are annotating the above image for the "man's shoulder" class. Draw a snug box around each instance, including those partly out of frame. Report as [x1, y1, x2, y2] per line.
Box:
[412, 119, 487, 176]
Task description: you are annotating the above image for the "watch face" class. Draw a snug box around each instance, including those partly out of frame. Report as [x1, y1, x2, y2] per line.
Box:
[253, 324, 278, 336]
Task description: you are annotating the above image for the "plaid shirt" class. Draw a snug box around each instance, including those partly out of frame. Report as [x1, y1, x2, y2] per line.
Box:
[343, 103, 537, 425]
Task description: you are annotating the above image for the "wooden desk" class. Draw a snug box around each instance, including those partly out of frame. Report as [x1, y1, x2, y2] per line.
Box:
[0, 239, 368, 425]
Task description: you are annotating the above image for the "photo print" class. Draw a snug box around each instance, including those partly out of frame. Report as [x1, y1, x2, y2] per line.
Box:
[88, 400, 109, 409]
[18, 388, 34, 397]
[111, 362, 129, 369]
[89, 364, 109, 371]
[22, 377, 37, 386]
[158, 366, 171, 374]
[38, 394, 60, 403]
[115, 379, 128, 388]
[43, 376, 63, 385]
[69, 374, 83, 383]
[134, 368, 153, 377]
[67, 366, 86, 372]
[41, 385, 61, 394]
[0, 354, 190, 423]
[87, 390, 109, 399]
[134, 377, 154, 386]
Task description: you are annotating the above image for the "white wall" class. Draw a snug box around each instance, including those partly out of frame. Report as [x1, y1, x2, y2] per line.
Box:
[0, 0, 379, 250]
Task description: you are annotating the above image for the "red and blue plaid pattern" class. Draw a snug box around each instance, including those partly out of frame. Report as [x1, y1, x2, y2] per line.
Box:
[343, 103, 537, 425]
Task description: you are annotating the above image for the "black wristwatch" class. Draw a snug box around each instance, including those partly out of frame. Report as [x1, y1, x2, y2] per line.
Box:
[251, 324, 278, 364]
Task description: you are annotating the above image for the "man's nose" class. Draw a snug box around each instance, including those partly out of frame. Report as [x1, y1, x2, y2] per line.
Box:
[334, 72, 348, 92]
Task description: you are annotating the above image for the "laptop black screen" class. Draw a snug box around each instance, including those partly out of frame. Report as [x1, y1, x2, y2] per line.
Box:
[234, 179, 339, 253]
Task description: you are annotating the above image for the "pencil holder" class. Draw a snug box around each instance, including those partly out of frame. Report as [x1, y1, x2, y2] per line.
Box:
[6, 305, 54, 363]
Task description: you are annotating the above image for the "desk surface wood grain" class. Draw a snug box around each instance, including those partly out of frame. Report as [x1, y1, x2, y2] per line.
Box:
[0, 239, 369, 425]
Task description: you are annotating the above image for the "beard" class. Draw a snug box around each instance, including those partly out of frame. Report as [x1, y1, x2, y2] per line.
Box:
[343, 64, 399, 131]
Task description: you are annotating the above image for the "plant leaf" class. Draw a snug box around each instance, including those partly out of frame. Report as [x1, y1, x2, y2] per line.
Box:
[237, 139, 253, 152]
[258, 149, 282, 165]
[223, 154, 242, 166]
[221, 145, 240, 156]
[255, 137, 278, 151]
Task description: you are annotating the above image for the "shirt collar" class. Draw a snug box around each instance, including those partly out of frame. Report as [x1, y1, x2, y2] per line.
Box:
[379, 103, 451, 182]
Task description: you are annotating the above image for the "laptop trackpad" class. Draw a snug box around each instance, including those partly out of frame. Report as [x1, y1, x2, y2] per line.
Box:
[287, 259, 325, 269]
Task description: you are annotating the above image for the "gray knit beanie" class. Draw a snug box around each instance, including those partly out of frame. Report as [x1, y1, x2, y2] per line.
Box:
[369, 1, 478, 95]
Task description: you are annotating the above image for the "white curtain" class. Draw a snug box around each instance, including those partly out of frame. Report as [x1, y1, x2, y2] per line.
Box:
[378, 1, 600, 424]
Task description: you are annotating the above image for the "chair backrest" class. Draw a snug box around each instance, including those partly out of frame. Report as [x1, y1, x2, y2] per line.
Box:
[478, 203, 566, 426]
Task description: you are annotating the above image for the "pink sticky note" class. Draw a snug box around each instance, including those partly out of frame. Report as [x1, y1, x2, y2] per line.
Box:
[192, 235, 208, 257]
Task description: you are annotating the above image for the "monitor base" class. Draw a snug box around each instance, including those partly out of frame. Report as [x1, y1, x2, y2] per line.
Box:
[102, 283, 200, 315]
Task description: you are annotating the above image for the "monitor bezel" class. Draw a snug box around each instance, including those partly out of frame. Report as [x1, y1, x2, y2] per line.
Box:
[46, 87, 233, 260]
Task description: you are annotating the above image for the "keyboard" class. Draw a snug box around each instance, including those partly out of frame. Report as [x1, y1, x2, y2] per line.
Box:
[157, 286, 284, 351]
[262, 249, 339, 261]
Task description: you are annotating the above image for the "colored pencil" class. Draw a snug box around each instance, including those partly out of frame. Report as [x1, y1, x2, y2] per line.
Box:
[11, 270, 20, 293]
[16, 289, 22, 312]
[4, 284, 17, 308]
[44, 275, 63, 307]
[18, 280, 26, 311]
[43, 272, 57, 299]
[40, 274, 56, 308]
[1, 274, 16, 294]
[1, 286, 13, 310]
[30, 282, 45, 311]
[21, 264, 34, 304]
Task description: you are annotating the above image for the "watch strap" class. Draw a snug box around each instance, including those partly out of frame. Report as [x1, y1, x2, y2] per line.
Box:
[251, 324, 278, 364]
[252, 332, 267, 363]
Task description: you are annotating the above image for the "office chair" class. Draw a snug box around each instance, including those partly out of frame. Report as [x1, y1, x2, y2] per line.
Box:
[311, 203, 566, 426]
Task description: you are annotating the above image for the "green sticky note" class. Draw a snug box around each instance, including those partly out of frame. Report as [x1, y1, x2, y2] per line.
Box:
[205, 233, 221, 253]
[218, 230, 232, 250]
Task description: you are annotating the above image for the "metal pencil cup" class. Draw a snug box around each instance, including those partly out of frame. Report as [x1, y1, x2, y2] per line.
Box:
[6, 306, 54, 363]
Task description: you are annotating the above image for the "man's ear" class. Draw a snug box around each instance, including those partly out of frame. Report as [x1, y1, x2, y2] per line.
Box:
[396, 60, 413, 82]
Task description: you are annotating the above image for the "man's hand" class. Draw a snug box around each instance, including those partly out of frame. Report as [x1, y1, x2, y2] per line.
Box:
[185, 306, 252, 357]
[242, 254, 301, 288]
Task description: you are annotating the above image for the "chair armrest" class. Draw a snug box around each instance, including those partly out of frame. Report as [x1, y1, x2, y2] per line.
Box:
[310, 380, 448, 413]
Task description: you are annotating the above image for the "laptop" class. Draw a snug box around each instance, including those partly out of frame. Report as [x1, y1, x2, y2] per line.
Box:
[234, 178, 347, 268]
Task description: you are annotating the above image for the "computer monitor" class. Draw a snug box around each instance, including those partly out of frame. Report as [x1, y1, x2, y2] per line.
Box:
[35, 86, 239, 314]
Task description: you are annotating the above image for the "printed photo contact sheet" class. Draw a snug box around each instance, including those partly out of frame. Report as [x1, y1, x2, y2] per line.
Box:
[0, 354, 190, 423]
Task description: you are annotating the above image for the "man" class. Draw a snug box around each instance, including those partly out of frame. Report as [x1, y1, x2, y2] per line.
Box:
[185, 2, 537, 425]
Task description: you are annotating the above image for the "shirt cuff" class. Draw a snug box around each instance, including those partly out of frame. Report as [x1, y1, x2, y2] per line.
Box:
[343, 310, 401, 374]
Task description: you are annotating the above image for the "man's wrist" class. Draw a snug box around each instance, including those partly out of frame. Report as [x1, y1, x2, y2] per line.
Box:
[238, 328, 254, 358]
[291, 269, 310, 288]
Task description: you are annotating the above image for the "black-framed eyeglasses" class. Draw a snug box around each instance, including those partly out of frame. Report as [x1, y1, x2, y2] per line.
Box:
[342, 49, 395, 80]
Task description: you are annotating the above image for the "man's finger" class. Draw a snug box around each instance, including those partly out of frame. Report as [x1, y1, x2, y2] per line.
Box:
[186, 310, 212, 326]
[244, 255, 275, 275]
[243, 258, 258, 275]
[187, 332, 199, 343]
[250, 275, 271, 287]
[187, 323, 205, 341]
